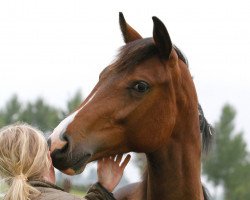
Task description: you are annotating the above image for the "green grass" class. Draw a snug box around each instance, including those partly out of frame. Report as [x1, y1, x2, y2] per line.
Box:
[70, 188, 86, 197]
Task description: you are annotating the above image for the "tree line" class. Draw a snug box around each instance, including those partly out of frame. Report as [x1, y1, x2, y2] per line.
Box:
[203, 104, 250, 199]
[0, 91, 83, 133]
[1, 93, 250, 199]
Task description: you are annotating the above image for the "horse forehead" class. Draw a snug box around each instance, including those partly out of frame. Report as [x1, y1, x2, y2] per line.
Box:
[126, 57, 167, 81]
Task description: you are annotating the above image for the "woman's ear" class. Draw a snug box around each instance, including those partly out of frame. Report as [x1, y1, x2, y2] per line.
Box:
[47, 151, 52, 163]
[44, 151, 56, 184]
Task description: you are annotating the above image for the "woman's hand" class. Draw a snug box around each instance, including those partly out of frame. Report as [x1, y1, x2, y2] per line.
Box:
[97, 154, 131, 192]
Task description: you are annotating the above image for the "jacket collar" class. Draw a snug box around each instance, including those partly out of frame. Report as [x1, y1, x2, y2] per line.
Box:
[29, 179, 64, 191]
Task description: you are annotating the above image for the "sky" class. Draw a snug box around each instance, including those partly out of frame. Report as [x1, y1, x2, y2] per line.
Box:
[0, 0, 250, 191]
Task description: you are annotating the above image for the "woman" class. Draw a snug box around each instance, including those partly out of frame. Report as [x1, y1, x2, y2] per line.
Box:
[0, 123, 131, 200]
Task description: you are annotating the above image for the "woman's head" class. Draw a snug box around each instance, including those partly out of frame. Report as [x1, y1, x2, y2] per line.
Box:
[0, 123, 51, 200]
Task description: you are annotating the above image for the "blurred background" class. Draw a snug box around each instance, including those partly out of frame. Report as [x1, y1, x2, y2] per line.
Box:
[0, 0, 250, 199]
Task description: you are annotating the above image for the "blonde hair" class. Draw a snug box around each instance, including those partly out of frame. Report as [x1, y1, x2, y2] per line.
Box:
[0, 123, 51, 200]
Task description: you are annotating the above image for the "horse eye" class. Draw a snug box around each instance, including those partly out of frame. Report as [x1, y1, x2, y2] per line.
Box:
[132, 81, 150, 93]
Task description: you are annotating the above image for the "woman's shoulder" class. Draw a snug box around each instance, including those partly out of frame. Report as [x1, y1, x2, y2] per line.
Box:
[29, 180, 84, 200]
[34, 186, 83, 200]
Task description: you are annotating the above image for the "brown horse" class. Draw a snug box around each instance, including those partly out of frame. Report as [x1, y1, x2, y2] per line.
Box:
[48, 13, 212, 200]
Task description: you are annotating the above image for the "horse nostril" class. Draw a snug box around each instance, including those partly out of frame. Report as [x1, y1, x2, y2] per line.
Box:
[47, 138, 51, 149]
[59, 133, 70, 153]
[60, 132, 69, 142]
[60, 142, 69, 154]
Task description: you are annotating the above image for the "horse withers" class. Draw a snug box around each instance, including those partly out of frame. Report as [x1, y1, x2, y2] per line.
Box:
[48, 13, 211, 200]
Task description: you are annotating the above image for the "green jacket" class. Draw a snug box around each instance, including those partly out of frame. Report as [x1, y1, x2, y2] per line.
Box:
[29, 180, 116, 200]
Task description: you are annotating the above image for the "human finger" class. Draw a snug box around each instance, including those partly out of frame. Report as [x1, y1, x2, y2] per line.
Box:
[110, 155, 116, 161]
[97, 159, 103, 171]
[115, 154, 123, 164]
[120, 154, 131, 170]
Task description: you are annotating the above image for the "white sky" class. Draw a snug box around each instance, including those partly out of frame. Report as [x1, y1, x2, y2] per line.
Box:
[1, 0, 250, 189]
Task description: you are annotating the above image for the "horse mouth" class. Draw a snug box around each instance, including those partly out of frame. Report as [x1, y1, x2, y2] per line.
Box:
[52, 151, 92, 175]
[71, 153, 92, 173]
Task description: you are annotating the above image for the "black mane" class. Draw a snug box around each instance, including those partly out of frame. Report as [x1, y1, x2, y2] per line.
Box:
[199, 103, 215, 154]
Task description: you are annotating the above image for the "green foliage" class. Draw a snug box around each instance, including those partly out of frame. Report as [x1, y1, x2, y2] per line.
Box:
[65, 90, 83, 114]
[19, 98, 62, 132]
[0, 95, 22, 125]
[0, 90, 84, 134]
[70, 188, 86, 197]
[203, 104, 250, 199]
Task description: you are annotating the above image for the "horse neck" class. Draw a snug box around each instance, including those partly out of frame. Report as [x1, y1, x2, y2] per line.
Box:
[143, 116, 204, 200]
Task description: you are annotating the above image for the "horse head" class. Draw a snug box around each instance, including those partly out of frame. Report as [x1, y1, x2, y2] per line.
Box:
[48, 13, 197, 175]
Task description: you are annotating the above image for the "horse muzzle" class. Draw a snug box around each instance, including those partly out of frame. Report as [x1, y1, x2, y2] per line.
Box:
[48, 134, 92, 175]
[50, 147, 92, 175]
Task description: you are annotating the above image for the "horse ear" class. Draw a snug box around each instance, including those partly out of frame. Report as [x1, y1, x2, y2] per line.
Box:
[119, 12, 142, 43]
[152, 17, 172, 59]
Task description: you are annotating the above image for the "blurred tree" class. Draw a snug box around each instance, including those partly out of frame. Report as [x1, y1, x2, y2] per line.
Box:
[64, 90, 83, 114]
[0, 90, 84, 133]
[228, 163, 250, 199]
[0, 95, 22, 126]
[19, 98, 62, 133]
[203, 104, 250, 200]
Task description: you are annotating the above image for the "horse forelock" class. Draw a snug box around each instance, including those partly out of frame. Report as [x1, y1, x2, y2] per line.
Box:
[111, 38, 189, 73]
[112, 38, 157, 72]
